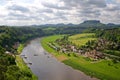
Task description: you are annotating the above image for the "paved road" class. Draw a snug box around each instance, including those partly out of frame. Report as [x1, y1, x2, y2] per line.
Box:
[21, 38, 98, 80]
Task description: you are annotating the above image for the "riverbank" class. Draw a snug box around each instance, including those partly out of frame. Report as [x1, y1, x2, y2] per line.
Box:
[16, 43, 38, 80]
[41, 35, 120, 80]
[21, 38, 97, 80]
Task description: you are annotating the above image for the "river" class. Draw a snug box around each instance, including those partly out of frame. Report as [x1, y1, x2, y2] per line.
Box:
[21, 38, 98, 80]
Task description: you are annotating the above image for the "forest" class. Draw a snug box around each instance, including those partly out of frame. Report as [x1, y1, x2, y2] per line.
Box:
[0, 26, 44, 80]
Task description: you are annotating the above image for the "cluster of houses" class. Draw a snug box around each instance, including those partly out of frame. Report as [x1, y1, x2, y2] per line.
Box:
[95, 39, 107, 50]
[95, 38, 118, 51]
[84, 50, 105, 60]
[48, 41, 105, 60]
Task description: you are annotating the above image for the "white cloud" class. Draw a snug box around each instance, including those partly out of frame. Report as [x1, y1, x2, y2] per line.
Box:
[0, 0, 119, 26]
[116, 0, 120, 3]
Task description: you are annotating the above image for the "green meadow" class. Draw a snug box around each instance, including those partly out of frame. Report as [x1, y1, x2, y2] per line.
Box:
[41, 34, 120, 80]
[68, 33, 96, 46]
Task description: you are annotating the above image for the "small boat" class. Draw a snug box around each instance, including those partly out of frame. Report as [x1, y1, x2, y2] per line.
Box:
[44, 52, 47, 55]
[24, 56, 27, 59]
[34, 54, 38, 56]
[21, 54, 25, 56]
[47, 56, 50, 58]
[28, 62, 32, 65]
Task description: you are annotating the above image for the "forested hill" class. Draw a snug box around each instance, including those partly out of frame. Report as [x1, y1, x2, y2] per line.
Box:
[0, 26, 45, 80]
[0, 26, 44, 51]
[96, 28, 120, 44]
[37, 20, 120, 35]
[83, 28, 120, 57]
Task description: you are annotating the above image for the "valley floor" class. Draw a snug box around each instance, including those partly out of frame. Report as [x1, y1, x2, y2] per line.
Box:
[41, 35, 120, 80]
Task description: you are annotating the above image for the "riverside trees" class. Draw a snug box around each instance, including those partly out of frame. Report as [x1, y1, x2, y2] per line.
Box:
[0, 26, 44, 80]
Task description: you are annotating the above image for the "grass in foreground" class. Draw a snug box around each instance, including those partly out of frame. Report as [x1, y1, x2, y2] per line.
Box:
[63, 57, 120, 80]
[41, 34, 120, 80]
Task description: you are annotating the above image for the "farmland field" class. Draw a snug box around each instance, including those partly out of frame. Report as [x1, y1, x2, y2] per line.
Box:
[41, 34, 120, 80]
[68, 33, 97, 46]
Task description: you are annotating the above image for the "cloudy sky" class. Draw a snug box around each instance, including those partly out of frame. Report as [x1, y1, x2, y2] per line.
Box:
[0, 0, 120, 26]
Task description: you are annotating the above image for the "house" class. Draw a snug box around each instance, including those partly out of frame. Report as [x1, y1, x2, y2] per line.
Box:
[84, 50, 105, 60]
[5, 51, 13, 55]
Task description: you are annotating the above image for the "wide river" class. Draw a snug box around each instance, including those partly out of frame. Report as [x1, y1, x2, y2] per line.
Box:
[21, 38, 98, 80]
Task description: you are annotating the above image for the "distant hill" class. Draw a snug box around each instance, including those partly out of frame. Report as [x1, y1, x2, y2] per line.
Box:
[31, 20, 119, 28]
[32, 23, 77, 27]
[79, 20, 105, 28]
[107, 23, 116, 26]
[83, 20, 100, 23]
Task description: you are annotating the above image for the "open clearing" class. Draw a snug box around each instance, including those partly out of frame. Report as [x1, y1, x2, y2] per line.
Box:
[68, 33, 96, 46]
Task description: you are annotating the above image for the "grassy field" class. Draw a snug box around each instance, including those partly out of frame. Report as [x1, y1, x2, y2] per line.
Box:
[17, 44, 24, 54]
[63, 57, 120, 80]
[41, 34, 120, 80]
[43, 27, 56, 31]
[41, 35, 62, 55]
[68, 33, 96, 46]
[41, 35, 68, 61]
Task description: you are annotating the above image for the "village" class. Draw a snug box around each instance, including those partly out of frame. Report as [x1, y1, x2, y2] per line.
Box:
[47, 38, 105, 61]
